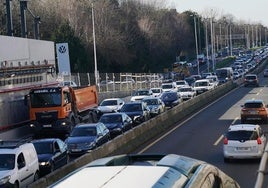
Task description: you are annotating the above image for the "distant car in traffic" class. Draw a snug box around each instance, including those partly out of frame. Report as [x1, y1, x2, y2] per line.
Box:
[244, 74, 259, 87]
[150, 87, 163, 97]
[97, 98, 125, 114]
[240, 99, 268, 124]
[119, 102, 150, 125]
[223, 124, 266, 162]
[98, 113, 133, 137]
[65, 123, 110, 155]
[58, 81, 78, 87]
[32, 138, 69, 176]
[130, 89, 153, 101]
[175, 80, 189, 89]
[142, 97, 165, 117]
[177, 86, 196, 101]
[160, 91, 181, 108]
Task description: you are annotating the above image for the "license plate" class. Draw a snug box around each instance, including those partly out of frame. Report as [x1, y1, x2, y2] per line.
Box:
[249, 111, 257, 115]
[43, 124, 52, 127]
[236, 147, 249, 151]
[71, 149, 81, 152]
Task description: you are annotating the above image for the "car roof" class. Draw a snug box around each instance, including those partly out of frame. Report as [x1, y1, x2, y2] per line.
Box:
[50, 154, 205, 188]
[76, 123, 100, 127]
[32, 138, 59, 143]
[228, 124, 259, 132]
[244, 99, 264, 103]
[102, 98, 121, 101]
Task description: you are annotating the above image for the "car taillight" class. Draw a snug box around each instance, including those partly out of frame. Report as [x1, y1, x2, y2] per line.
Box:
[259, 108, 266, 111]
[257, 137, 262, 145]
[224, 137, 228, 145]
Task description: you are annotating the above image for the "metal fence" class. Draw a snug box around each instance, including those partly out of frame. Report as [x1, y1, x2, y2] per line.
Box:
[60, 72, 163, 93]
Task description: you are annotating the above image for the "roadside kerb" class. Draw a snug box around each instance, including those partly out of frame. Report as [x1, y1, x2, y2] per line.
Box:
[29, 81, 236, 188]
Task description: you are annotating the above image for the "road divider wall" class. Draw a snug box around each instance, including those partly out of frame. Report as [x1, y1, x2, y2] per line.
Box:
[29, 81, 236, 188]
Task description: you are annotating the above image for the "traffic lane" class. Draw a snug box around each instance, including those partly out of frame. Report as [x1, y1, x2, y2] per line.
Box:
[138, 86, 266, 188]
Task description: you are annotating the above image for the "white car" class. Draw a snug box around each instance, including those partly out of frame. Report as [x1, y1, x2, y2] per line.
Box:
[0, 141, 39, 187]
[150, 88, 163, 97]
[161, 82, 177, 92]
[177, 86, 196, 100]
[206, 75, 219, 87]
[223, 124, 266, 162]
[175, 80, 189, 89]
[98, 98, 125, 113]
[193, 79, 213, 95]
[130, 89, 153, 101]
[59, 81, 78, 87]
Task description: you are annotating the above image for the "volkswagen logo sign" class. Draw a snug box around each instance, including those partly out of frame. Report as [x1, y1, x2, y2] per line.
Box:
[58, 45, 67, 53]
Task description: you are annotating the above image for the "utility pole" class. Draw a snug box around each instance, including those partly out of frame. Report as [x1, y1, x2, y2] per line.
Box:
[92, 3, 99, 87]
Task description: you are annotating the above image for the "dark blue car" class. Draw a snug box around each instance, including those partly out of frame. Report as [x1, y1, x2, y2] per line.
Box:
[65, 123, 110, 156]
[160, 91, 181, 108]
[32, 138, 69, 176]
[119, 102, 150, 125]
[99, 113, 133, 137]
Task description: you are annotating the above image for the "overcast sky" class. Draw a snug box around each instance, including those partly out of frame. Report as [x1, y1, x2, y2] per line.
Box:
[166, 0, 268, 26]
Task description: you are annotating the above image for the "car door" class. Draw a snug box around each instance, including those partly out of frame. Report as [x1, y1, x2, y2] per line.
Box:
[53, 140, 67, 169]
[17, 152, 33, 187]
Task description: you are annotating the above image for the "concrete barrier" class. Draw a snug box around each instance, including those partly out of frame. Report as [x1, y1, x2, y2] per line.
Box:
[29, 81, 236, 188]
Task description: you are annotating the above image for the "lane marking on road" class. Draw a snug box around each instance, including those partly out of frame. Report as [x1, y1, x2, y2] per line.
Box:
[213, 117, 239, 146]
[138, 86, 240, 154]
[214, 135, 224, 146]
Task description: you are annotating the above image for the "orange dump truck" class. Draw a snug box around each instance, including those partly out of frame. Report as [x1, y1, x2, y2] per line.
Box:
[27, 85, 99, 137]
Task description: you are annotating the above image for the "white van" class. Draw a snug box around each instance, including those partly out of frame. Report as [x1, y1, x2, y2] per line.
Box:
[0, 140, 39, 187]
[50, 154, 240, 188]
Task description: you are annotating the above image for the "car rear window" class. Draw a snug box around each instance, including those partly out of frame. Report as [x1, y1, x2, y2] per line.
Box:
[226, 130, 258, 141]
[245, 76, 257, 79]
[244, 102, 263, 108]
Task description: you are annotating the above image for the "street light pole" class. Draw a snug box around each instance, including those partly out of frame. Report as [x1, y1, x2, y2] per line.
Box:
[193, 15, 199, 75]
[92, 3, 98, 86]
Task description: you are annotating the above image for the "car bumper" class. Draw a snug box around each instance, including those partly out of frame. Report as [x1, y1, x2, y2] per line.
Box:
[223, 150, 263, 159]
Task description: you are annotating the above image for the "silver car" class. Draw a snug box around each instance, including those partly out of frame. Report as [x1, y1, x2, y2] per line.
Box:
[223, 124, 266, 162]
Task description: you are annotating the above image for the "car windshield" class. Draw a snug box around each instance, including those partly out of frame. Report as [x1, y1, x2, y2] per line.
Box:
[70, 127, 97, 137]
[151, 89, 161, 93]
[33, 142, 53, 154]
[99, 115, 122, 123]
[161, 93, 177, 100]
[176, 81, 185, 85]
[162, 84, 172, 89]
[143, 99, 158, 105]
[195, 82, 208, 87]
[226, 130, 258, 141]
[100, 100, 117, 106]
[134, 90, 149, 96]
[121, 104, 142, 112]
[246, 76, 257, 80]
[179, 88, 192, 92]
[244, 102, 263, 108]
[0, 154, 15, 170]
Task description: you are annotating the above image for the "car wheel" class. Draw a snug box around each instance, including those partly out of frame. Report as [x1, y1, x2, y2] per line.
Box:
[14, 181, 19, 188]
[66, 154, 70, 164]
[224, 157, 230, 163]
[34, 171, 39, 181]
[50, 162, 55, 173]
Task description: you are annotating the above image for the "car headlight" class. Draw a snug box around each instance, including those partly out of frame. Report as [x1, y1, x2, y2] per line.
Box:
[0, 176, 11, 185]
[133, 115, 142, 121]
[40, 161, 50, 166]
[85, 142, 96, 149]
